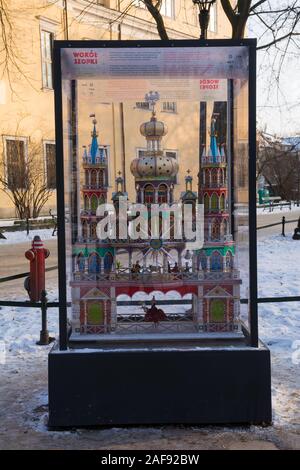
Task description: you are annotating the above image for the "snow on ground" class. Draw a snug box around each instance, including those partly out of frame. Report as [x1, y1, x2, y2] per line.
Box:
[0, 232, 299, 447]
[0, 229, 56, 245]
[0, 285, 58, 361]
[257, 204, 300, 215]
[256, 233, 300, 427]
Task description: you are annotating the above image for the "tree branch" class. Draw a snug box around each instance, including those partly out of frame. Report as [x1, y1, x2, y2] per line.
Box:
[250, 0, 268, 12]
[143, 0, 169, 40]
[257, 32, 300, 50]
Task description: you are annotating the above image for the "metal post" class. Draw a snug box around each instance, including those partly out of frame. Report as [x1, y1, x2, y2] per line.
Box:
[282, 216, 286, 237]
[26, 217, 29, 236]
[248, 41, 259, 348]
[36, 290, 50, 345]
[199, 10, 210, 39]
[53, 45, 68, 350]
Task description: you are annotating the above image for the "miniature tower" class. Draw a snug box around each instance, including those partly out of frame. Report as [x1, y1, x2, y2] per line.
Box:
[81, 115, 108, 241]
[130, 91, 178, 207]
[71, 116, 115, 334]
[198, 114, 241, 332]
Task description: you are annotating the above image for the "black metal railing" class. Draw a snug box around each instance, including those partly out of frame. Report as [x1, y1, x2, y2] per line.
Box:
[0, 214, 299, 346]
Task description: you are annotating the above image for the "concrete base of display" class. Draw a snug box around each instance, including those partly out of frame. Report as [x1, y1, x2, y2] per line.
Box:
[48, 338, 272, 428]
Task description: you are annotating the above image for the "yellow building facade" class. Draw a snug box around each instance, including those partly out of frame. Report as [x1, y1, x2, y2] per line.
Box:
[0, 0, 232, 218]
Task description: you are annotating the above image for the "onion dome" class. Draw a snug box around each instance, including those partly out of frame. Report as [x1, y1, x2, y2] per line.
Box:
[130, 154, 178, 179]
[140, 114, 167, 139]
[131, 91, 178, 180]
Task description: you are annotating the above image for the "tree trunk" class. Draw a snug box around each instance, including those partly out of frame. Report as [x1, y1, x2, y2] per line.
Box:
[221, 0, 252, 39]
[144, 0, 169, 40]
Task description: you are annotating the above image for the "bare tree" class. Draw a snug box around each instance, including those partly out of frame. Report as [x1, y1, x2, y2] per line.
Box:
[0, 139, 54, 219]
[132, 1, 300, 50]
[0, 0, 66, 93]
[257, 130, 299, 200]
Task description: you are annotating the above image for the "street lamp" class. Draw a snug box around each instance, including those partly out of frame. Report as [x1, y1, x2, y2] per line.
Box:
[193, 0, 216, 39]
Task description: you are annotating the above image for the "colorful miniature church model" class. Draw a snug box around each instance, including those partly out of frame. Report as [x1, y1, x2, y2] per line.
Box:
[70, 94, 241, 336]
[198, 115, 241, 331]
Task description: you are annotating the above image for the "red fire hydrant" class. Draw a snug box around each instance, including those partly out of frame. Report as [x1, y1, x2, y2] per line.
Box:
[25, 236, 50, 302]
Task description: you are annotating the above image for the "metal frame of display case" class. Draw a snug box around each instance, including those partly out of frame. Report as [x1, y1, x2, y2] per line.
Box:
[49, 39, 271, 427]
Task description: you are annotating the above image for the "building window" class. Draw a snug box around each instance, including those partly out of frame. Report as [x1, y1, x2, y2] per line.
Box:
[137, 148, 147, 158]
[162, 101, 177, 113]
[44, 142, 56, 189]
[40, 30, 53, 88]
[208, 3, 217, 33]
[161, 0, 175, 18]
[133, 0, 145, 8]
[135, 102, 150, 110]
[4, 138, 26, 189]
[134, 0, 174, 18]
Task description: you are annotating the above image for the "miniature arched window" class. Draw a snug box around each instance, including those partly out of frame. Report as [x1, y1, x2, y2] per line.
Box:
[104, 252, 113, 273]
[205, 169, 210, 186]
[211, 193, 218, 212]
[84, 195, 89, 211]
[144, 184, 155, 204]
[169, 213, 175, 240]
[99, 195, 105, 205]
[225, 252, 233, 270]
[211, 251, 222, 271]
[99, 170, 104, 187]
[77, 253, 85, 272]
[199, 252, 207, 270]
[91, 194, 98, 213]
[85, 170, 89, 186]
[158, 184, 168, 203]
[211, 168, 218, 186]
[220, 169, 225, 186]
[87, 301, 104, 325]
[221, 219, 228, 238]
[90, 223, 97, 239]
[91, 170, 97, 186]
[89, 252, 100, 273]
[204, 194, 210, 212]
[220, 194, 225, 211]
[210, 299, 225, 323]
[211, 221, 220, 241]
[82, 220, 88, 239]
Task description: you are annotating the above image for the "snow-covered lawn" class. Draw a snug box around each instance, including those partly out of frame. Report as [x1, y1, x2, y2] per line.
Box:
[0, 229, 56, 245]
[0, 232, 299, 447]
[257, 234, 300, 427]
[257, 204, 300, 215]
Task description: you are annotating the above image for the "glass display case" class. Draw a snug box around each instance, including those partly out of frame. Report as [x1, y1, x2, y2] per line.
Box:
[49, 40, 271, 427]
[56, 41, 256, 344]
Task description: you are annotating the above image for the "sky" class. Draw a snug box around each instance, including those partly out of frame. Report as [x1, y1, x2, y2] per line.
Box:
[248, 2, 300, 137]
